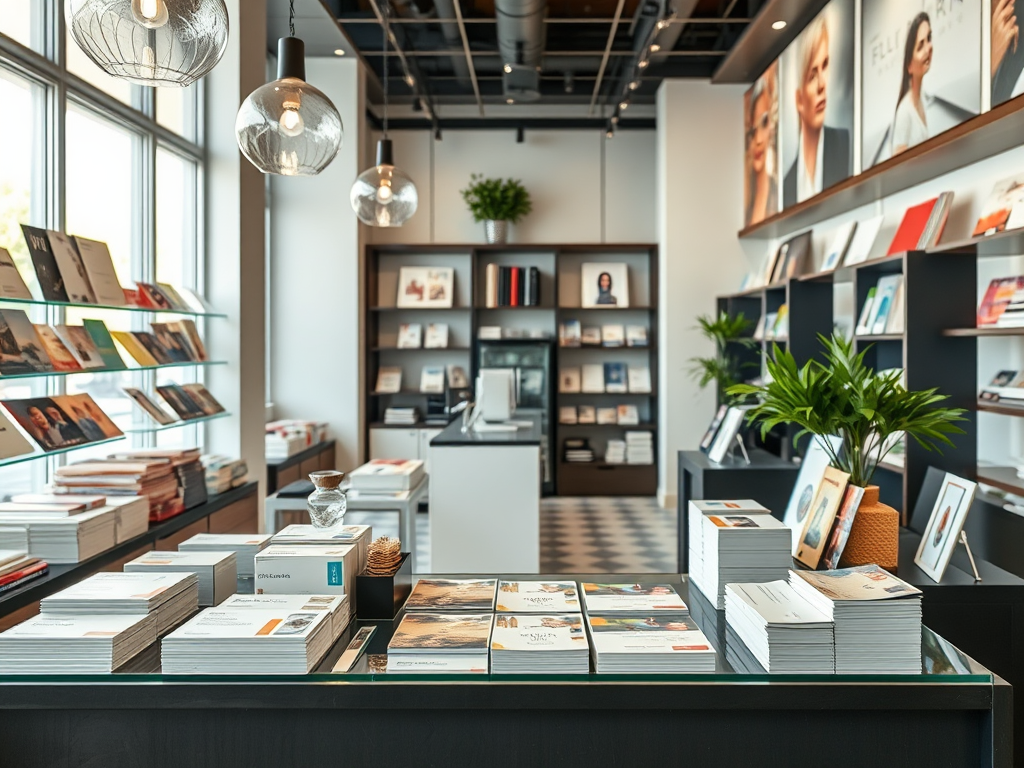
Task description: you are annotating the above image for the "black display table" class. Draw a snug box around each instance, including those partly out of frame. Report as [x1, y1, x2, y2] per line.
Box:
[677, 448, 799, 571]
[0, 573, 1009, 768]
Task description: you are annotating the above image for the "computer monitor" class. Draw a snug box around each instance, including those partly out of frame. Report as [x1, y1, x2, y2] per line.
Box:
[476, 368, 516, 423]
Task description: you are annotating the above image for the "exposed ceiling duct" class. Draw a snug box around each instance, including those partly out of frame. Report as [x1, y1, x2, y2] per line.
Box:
[430, 0, 473, 86]
[496, 0, 547, 102]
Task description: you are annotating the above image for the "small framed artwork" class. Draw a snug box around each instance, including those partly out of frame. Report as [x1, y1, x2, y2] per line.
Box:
[581, 263, 629, 308]
[396, 267, 454, 309]
[915, 473, 977, 583]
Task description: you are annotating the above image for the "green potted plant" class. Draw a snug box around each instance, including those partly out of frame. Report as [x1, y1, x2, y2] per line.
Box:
[729, 334, 966, 569]
[688, 312, 756, 403]
[460, 174, 532, 244]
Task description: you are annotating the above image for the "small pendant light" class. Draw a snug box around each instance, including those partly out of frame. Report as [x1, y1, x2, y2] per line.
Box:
[66, 0, 229, 87]
[350, 1, 418, 227]
[235, 0, 343, 177]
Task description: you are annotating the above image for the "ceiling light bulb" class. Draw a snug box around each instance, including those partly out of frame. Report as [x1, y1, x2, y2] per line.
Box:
[772, 20, 787, 30]
[376, 178, 394, 204]
[611, 115, 619, 124]
[650, 43, 661, 53]
[619, 100, 629, 110]
[506, 98, 515, 104]
[131, 0, 168, 28]
[334, 48, 345, 56]
[656, 19, 670, 30]
[638, 59, 649, 69]
[279, 103, 305, 137]
[503, 64, 512, 73]
[606, 129, 614, 139]
[404, 74, 415, 87]
[629, 80, 640, 90]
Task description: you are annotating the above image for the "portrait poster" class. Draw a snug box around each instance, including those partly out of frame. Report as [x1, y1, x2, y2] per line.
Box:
[862, 0, 982, 169]
[580, 263, 629, 308]
[780, 0, 855, 208]
[992, 0, 1024, 106]
[743, 60, 780, 227]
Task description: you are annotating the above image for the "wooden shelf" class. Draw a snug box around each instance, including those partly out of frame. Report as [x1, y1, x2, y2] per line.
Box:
[372, 347, 472, 352]
[369, 306, 472, 312]
[739, 96, 1024, 239]
[928, 226, 1024, 258]
[977, 466, 1024, 497]
[558, 422, 657, 430]
[977, 400, 1024, 417]
[558, 345, 656, 353]
[557, 306, 654, 312]
[856, 334, 904, 342]
[558, 390, 655, 397]
[942, 327, 1024, 338]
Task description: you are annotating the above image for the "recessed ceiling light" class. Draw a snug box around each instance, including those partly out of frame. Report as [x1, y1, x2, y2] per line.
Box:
[503, 64, 512, 73]
[638, 59, 649, 69]
[334, 48, 345, 56]
[619, 100, 629, 110]
[629, 80, 640, 90]
[771, 20, 787, 30]
[649, 43, 661, 53]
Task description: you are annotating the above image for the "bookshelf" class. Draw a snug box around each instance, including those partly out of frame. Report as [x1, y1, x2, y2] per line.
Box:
[364, 244, 659, 496]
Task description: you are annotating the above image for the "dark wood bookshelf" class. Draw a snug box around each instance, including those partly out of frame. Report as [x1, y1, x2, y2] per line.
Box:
[372, 347, 473, 352]
[977, 401, 1024, 417]
[976, 466, 1024, 497]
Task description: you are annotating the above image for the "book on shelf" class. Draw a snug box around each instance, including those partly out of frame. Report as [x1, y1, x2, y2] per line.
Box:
[156, 384, 206, 420]
[134, 282, 177, 311]
[596, 406, 617, 425]
[604, 362, 627, 393]
[33, 325, 81, 372]
[182, 384, 226, 416]
[628, 366, 652, 393]
[478, 325, 502, 340]
[446, 364, 468, 389]
[405, 578, 498, 611]
[375, 366, 403, 394]
[559, 367, 581, 393]
[559, 320, 582, 347]
[994, 280, 1024, 327]
[53, 325, 105, 370]
[82, 320, 127, 370]
[979, 277, 1022, 326]
[0, 410, 36, 460]
[581, 364, 604, 393]
[887, 192, 954, 254]
[581, 582, 687, 613]
[617, 404, 640, 425]
[495, 580, 581, 613]
[419, 366, 445, 393]
[868, 275, 903, 335]
[397, 323, 422, 349]
[605, 439, 626, 463]
[854, 288, 877, 336]
[424, 323, 448, 349]
[563, 437, 594, 463]
[794, 466, 850, 569]
[485, 265, 541, 308]
[581, 326, 602, 346]
[844, 215, 885, 266]
[559, 406, 578, 425]
[771, 231, 813, 282]
[625, 430, 653, 464]
[21, 225, 68, 303]
[626, 325, 648, 347]
[0, 247, 32, 300]
[577, 405, 596, 424]
[110, 331, 158, 367]
[72, 237, 126, 306]
[821, 221, 857, 272]
[601, 324, 625, 347]
[0, 309, 53, 374]
[124, 387, 177, 426]
[387, 613, 492, 673]
[973, 173, 1024, 237]
[762, 312, 778, 340]
[771, 305, 789, 339]
[46, 230, 96, 304]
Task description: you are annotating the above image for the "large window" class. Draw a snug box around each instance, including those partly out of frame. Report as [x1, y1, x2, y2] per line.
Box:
[0, 1, 206, 489]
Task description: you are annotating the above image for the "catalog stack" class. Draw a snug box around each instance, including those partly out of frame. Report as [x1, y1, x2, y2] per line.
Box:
[625, 431, 654, 464]
[110, 449, 208, 514]
[790, 565, 923, 673]
[687, 500, 770, 597]
[581, 583, 716, 673]
[219, 593, 351, 639]
[52, 458, 182, 521]
[254, 544, 360, 612]
[383, 407, 419, 426]
[0, 614, 156, 673]
[269, 523, 372, 577]
[725, 580, 834, 673]
[124, 550, 236, 606]
[179, 533, 272, 588]
[699, 510, 791, 609]
[0, 549, 48, 595]
[348, 459, 425, 492]
[491, 581, 589, 674]
[201, 454, 249, 495]
[40, 571, 198, 634]
[265, 420, 327, 460]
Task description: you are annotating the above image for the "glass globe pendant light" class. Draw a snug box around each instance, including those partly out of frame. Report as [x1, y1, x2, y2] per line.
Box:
[65, 0, 229, 87]
[234, 1, 343, 177]
[350, 1, 418, 227]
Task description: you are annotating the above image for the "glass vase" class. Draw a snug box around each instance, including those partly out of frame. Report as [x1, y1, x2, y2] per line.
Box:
[307, 471, 347, 529]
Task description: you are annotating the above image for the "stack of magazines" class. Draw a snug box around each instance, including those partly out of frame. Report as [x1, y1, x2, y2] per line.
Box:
[52, 458, 180, 520]
[625, 431, 654, 464]
[0, 614, 157, 674]
[491, 614, 590, 674]
[790, 566, 923, 674]
[725, 581, 834, 673]
[387, 613, 493, 673]
[0, 550, 48, 595]
[219, 593, 350, 639]
[110, 449, 208, 516]
[201, 455, 249, 495]
[179, 533, 272, 584]
[563, 438, 594, 463]
[162, 606, 336, 674]
[0, 507, 117, 564]
[40, 572, 198, 634]
[124, 550, 236, 607]
[687, 500, 770, 597]
[699, 512, 792, 609]
[384, 407, 419, 426]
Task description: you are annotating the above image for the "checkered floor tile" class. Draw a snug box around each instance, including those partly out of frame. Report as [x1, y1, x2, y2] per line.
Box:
[348, 496, 678, 575]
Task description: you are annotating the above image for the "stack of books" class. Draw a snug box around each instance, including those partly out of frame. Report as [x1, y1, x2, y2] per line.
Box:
[580, 583, 715, 673]
[124, 550, 237, 607]
[104, 497, 150, 543]
[886, 191, 954, 255]
[790, 566, 923, 674]
[161, 606, 336, 674]
[52, 458, 180, 521]
[686, 500, 770, 598]
[563, 438, 594, 463]
[625, 431, 654, 464]
[491, 614, 590, 674]
[0, 507, 117, 564]
[387, 613, 493, 673]
[0, 496, 148, 549]
[265, 432, 307, 460]
[484, 264, 542, 307]
[0, 613, 157, 673]
[725, 581, 834, 673]
[605, 440, 626, 464]
[270, 524, 372, 576]
[384, 407, 419, 426]
[0, 550, 48, 595]
[201, 455, 249, 494]
[698, 512, 792, 609]
[219, 593, 350, 639]
[265, 420, 327, 456]
[348, 459, 425, 491]
[40, 572, 199, 634]
[110, 449, 208, 515]
[179, 533, 272, 584]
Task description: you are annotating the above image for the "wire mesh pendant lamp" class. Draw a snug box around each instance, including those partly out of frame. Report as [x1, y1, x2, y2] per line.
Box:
[350, 2, 418, 227]
[234, 1, 343, 177]
[66, 0, 229, 87]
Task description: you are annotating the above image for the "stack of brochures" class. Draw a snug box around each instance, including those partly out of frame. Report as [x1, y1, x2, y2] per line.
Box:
[0, 613, 157, 674]
[0, 506, 118, 564]
[580, 582, 689, 614]
[700, 512, 792, 609]
[405, 578, 498, 612]
[270, 524, 372, 575]
[387, 613, 493, 673]
[490, 614, 590, 674]
[348, 459, 425, 491]
[178, 533, 272, 582]
[218, 593, 350, 639]
[687, 500, 770, 597]
[789, 565, 923, 674]
[40, 572, 198, 634]
[495, 580, 580, 613]
[585, 613, 716, 673]
[124, 550, 237, 607]
[725, 581, 834, 673]
[162, 606, 335, 674]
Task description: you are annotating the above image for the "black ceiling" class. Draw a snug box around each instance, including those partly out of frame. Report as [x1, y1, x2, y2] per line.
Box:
[324, 0, 767, 115]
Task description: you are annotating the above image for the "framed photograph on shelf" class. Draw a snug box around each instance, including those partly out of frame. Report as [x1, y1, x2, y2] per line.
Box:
[396, 267, 454, 309]
[915, 473, 977, 582]
[581, 263, 629, 308]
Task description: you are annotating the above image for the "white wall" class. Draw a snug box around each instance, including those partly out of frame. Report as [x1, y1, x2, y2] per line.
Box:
[269, 58, 366, 472]
[368, 128, 657, 245]
[657, 80, 750, 508]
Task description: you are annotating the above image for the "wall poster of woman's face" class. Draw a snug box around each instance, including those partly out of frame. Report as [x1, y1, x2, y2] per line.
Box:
[580, 263, 629, 308]
[862, 0, 981, 169]
[743, 60, 780, 227]
[992, 0, 1024, 106]
[779, 0, 855, 209]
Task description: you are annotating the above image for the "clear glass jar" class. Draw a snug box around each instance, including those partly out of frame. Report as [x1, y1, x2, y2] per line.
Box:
[307, 471, 347, 529]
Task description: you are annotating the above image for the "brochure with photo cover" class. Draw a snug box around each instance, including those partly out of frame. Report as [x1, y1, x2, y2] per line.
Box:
[626, 325, 648, 347]
[791, 564, 921, 603]
[155, 283, 193, 312]
[33, 325, 82, 372]
[0, 409, 34, 460]
[699, 405, 728, 452]
[46, 231, 95, 304]
[397, 323, 422, 349]
[782, 435, 841, 549]
[404, 579, 498, 612]
[53, 325, 106, 370]
[581, 263, 629, 308]
[978, 277, 1022, 326]
[396, 267, 455, 309]
[424, 323, 448, 349]
[973, 174, 1024, 237]
[601, 324, 625, 347]
[1, 394, 119, 452]
[182, 384, 226, 416]
[559, 319, 581, 348]
[915, 472, 977, 583]
[82, 320, 127, 370]
[387, 612, 492, 658]
[173, 319, 207, 362]
[559, 367, 581, 394]
[375, 366, 402, 394]
[112, 331, 159, 366]
[446, 365, 468, 389]
[596, 407, 617, 425]
[134, 282, 176, 311]
[156, 385, 207, 421]
[628, 366, 652, 393]
[581, 583, 688, 613]
[491, 614, 586, 652]
[821, 484, 865, 570]
[577, 405, 596, 424]
[581, 326, 602, 346]
[496, 581, 580, 613]
[617, 405, 640, 425]
[604, 362, 628, 393]
[0, 248, 32, 300]
[587, 614, 715, 657]
[133, 331, 174, 365]
[558, 406, 578, 425]
[795, 465, 850, 569]
[124, 387, 177, 426]
[0, 309, 53, 374]
[419, 366, 445, 394]
[20, 225, 68, 302]
[54, 394, 122, 441]
[150, 323, 195, 363]
[71, 236, 125, 306]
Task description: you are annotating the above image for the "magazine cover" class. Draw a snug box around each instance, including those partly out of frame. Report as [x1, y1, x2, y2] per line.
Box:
[405, 579, 497, 611]
[387, 613, 492, 651]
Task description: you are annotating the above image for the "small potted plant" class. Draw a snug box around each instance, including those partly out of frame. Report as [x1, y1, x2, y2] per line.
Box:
[460, 174, 532, 244]
[689, 311, 756, 404]
[729, 334, 966, 569]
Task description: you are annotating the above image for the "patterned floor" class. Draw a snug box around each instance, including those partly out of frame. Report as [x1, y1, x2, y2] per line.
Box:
[347, 496, 678, 575]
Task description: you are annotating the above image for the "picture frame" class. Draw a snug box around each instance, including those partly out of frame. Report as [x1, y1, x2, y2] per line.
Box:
[915, 473, 977, 583]
[581, 263, 629, 308]
[396, 267, 454, 309]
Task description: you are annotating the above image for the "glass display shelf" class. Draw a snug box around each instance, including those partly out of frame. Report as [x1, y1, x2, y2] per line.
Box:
[121, 412, 231, 433]
[0, 360, 226, 381]
[0, 296, 226, 319]
[0, 435, 125, 470]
